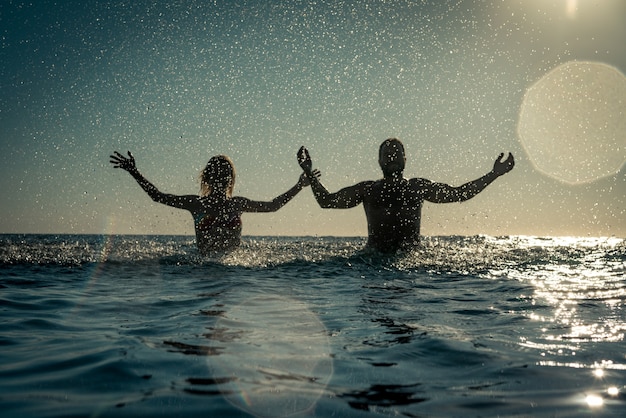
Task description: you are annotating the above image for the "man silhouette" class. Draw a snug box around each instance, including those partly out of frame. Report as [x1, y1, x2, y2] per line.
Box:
[298, 138, 515, 252]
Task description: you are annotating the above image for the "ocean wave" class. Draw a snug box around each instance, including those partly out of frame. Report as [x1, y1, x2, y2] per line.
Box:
[1, 234, 623, 275]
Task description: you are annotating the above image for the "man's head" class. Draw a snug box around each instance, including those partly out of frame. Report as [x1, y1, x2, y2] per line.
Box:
[378, 138, 406, 176]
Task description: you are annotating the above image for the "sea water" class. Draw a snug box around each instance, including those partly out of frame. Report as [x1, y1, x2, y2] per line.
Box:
[1, 234, 624, 417]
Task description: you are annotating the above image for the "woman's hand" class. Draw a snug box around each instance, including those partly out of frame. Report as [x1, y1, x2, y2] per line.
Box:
[110, 151, 138, 173]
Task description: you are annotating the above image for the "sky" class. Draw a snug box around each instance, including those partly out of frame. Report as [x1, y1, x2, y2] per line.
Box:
[1, 0, 624, 238]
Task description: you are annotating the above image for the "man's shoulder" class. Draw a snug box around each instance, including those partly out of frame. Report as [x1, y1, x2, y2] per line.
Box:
[408, 177, 432, 186]
[368, 177, 431, 189]
[353, 179, 376, 188]
[405, 178, 436, 195]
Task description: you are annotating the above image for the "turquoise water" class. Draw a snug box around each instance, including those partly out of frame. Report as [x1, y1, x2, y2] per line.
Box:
[1, 234, 625, 417]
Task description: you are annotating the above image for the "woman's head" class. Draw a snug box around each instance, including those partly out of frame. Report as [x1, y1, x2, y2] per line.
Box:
[200, 155, 236, 197]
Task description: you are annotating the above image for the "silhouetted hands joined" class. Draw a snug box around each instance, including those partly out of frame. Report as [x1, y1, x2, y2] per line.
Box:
[110, 151, 138, 173]
[492, 153, 515, 177]
[297, 172, 315, 188]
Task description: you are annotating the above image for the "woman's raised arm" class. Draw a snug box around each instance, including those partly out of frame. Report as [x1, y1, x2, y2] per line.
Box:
[110, 151, 200, 211]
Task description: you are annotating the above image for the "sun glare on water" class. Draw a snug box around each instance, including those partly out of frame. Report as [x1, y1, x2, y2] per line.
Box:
[210, 295, 333, 418]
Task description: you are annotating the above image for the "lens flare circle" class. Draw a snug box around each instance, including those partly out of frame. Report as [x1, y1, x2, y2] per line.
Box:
[518, 61, 626, 184]
[211, 295, 333, 418]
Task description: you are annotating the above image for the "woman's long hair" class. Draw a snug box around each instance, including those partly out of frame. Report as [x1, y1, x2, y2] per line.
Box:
[199, 155, 236, 197]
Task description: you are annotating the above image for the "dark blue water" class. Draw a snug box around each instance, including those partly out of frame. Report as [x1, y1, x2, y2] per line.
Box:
[1, 234, 625, 417]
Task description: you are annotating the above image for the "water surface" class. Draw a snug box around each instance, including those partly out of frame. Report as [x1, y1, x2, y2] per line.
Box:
[1, 234, 624, 417]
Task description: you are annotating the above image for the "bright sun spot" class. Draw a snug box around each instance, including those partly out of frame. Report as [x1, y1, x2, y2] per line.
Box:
[607, 387, 619, 396]
[566, 0, 578, 19]
[518, 61, 626, 184]
[593, 368, 604, 378]
[585, 394, 604, 407]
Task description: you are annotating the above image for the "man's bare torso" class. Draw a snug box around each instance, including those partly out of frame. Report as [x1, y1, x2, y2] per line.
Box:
[362, 177, 428, 252]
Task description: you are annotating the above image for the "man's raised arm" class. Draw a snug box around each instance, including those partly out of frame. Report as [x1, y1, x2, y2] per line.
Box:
[297, 146, 368, 209]
[424, 152, 515, 203]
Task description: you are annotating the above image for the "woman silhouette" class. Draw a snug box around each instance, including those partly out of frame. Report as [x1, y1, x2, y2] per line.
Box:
[110, 151, 318, 254]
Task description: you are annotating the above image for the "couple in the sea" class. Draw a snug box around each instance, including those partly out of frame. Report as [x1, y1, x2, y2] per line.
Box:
[110, 138, 514, 255]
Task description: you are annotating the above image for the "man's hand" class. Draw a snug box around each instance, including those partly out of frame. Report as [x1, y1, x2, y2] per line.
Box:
[297, 146, 313, 175]
[492, 152, 515, 177]
[110, 151, 138, 173]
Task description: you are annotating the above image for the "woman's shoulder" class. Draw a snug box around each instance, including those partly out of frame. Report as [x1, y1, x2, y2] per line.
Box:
[196, 195, 244, 213]
[229, 196, 250, 207]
